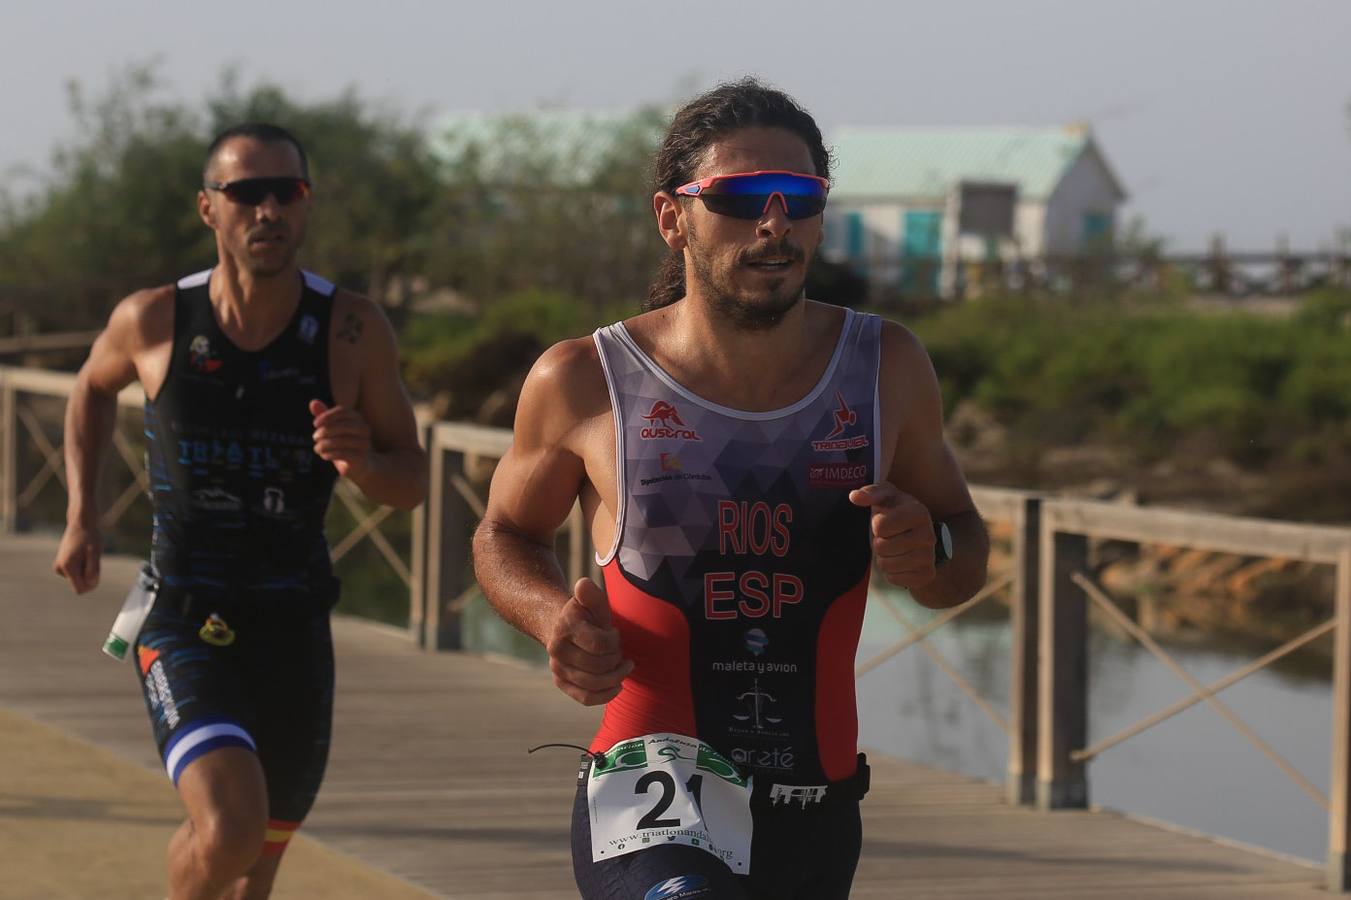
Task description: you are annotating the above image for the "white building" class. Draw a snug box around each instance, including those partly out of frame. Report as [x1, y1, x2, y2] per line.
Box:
[822, 125, 1127, 294]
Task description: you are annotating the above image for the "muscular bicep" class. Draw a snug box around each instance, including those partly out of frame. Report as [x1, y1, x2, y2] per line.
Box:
[81, 290, 169, 397]
[882, 323, 976, 520]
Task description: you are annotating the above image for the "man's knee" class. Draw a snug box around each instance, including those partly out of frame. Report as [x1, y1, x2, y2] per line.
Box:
[193, 810, 267, 882]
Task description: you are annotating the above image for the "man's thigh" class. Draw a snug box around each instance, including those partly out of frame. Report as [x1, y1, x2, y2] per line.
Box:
[570, 769, 746, 900]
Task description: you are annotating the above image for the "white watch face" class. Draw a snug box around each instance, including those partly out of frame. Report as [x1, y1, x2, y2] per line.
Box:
[938, 522, 954, 561]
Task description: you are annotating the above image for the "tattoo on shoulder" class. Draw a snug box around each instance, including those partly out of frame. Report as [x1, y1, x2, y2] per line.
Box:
[337, 313, 364, 345]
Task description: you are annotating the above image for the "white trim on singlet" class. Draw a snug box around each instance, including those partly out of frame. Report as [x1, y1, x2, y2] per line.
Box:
[303, 270, 336, 296]
[177, 269, 212, 289]
[175, 268, 334, 296]
[593, 328, 627, 566]
[612, 308, 857, 421]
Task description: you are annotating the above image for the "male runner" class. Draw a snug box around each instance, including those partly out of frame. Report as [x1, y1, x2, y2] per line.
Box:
[53, 123, 427, 900]
[473, 80, 989, 899]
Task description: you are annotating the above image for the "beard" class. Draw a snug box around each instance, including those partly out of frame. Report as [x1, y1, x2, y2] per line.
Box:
[237, 222, 304, 278]
[687, 231, 808, 332]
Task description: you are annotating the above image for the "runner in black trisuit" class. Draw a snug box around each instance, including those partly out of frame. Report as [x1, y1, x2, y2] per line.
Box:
[474, 80, 990, 899]
[54, 123, 426, 900]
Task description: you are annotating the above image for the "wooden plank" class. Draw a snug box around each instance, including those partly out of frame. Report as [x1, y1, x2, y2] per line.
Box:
[430, 420, 513, 457]
[0, 365, 144, 408]
[1330, 548, 1351, 891]
[1, 374, 14, 532]
[1037, 525, 1088, 809]
[1045, 498, 1351, 564]
[1005, 495, 1040, 806]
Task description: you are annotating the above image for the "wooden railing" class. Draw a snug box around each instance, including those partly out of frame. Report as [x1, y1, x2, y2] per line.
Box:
[5, 364, 1351, 890]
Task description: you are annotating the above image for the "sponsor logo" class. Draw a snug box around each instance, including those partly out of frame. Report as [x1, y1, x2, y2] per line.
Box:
[198, 613, 236, 647]
[743, 627, 768, 656]
[639, 456, 713, 488]
[258, 361, 301, 382]
[644, 875, 710, 900]
[639, 401, 701, 442]
[592, 738, 647, 778]
[808, 462, 869, 488]
[145, 659, 180, 728]
[298, 314, 320, 344]
[769, 783, 829, 808]
[729, 744, 795, 772]
[711, 659, 799, 675]
[188, 335, 223, 374]
[192, 488, 242, 512]
[262, 487, 285, 515]
[137, 645, 161, 675]
[824, 390, 857, 439]
[731, 676, 783, 732]
[811, 391, 868, 452]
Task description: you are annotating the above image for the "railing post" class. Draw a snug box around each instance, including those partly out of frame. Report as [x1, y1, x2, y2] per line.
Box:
[1328, 545, 1351, 891]
[1037, 506, 1089, 810]
[1, 371, 15, 534]
[423, 440, 470, 651]
[1005, 495, 1041, 806]
[408, 417, 434, 645]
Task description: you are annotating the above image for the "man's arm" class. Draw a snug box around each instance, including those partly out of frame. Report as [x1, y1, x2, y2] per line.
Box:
[54, 289, 167, 593]
[851, 321, 989, 609]
[312, 294, 427, 510]
[472, 339, 630, 705]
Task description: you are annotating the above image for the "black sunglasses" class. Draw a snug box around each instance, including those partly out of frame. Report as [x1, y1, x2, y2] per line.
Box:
[204, 176, 311, 206]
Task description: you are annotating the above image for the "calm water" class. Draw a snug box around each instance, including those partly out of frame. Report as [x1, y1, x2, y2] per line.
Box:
[857, 586, 1331, 863]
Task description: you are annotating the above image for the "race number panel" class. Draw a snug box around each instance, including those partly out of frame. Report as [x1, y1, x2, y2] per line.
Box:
[587, 733, 752, 871]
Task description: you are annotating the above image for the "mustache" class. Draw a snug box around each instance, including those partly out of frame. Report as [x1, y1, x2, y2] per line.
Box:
[247, 225, 290, 242]
[738, 241, 805, 265]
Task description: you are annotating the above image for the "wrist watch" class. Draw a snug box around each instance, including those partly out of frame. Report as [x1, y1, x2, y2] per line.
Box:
[934, 519, 954, 565]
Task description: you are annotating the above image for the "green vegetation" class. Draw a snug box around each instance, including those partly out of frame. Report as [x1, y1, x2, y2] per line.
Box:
[910, 289, 1351, 477]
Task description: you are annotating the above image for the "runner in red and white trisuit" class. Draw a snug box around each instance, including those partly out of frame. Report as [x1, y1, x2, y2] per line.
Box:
[474, 79, 989, 900]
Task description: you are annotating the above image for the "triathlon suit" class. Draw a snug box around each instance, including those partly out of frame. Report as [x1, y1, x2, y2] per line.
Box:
[573, 309, 881, 900]
[133, 268, 340, 857]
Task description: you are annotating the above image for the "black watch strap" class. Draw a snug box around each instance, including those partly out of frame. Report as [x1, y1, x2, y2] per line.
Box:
[934, 519, 954, 565]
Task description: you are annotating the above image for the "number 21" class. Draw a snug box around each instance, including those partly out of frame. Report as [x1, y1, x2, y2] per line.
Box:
[635, 772, 704, 829]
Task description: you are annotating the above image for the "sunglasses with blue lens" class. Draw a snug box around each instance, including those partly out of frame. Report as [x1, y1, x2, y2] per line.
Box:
[675, 170, 829, 220]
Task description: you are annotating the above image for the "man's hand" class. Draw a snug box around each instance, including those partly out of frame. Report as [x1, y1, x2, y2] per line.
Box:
[53, 522, 102, 594]
[309, 399, 372, 479]
[849, 482, 937, 590]
[546, 577, 632, 706]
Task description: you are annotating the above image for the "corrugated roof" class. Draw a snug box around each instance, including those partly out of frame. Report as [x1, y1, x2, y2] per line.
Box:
[829, 126, 1106, 201]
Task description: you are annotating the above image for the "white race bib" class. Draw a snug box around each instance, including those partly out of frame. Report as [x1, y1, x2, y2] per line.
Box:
[586, 732, 753, 872]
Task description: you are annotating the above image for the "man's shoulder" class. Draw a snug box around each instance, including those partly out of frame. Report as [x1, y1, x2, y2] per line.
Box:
[107, 284, 175, 344]
[530, 334, 606, 390]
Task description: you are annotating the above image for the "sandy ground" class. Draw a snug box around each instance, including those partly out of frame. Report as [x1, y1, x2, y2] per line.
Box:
[0, 707, 436, 900]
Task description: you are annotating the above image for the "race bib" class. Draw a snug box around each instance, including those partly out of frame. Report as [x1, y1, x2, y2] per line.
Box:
[587, 732, 753, 872]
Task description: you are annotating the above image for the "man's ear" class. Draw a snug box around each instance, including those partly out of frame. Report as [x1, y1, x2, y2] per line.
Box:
[654, 192, 688, 251]
[197, 190, 214, 230]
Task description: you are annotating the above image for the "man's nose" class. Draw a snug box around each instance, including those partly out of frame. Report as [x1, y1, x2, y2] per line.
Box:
[255, 193, 284, 220]
[756, 194, 792, 239]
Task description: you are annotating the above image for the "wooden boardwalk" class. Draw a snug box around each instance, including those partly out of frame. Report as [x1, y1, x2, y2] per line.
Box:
[0, 533, 1328, 898]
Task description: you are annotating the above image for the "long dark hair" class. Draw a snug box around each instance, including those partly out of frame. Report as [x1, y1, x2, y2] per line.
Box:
[645, 78, 832, 310]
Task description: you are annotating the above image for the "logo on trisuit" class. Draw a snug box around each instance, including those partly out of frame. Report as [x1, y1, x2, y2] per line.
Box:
[199, 613, 236, 647]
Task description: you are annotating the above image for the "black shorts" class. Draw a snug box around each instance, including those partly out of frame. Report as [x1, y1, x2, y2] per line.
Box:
[134, 584, 335, 845]
[571, 755, 866, 900]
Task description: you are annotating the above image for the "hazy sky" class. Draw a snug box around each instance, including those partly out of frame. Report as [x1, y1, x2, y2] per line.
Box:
[4, 0, 1348, 252]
